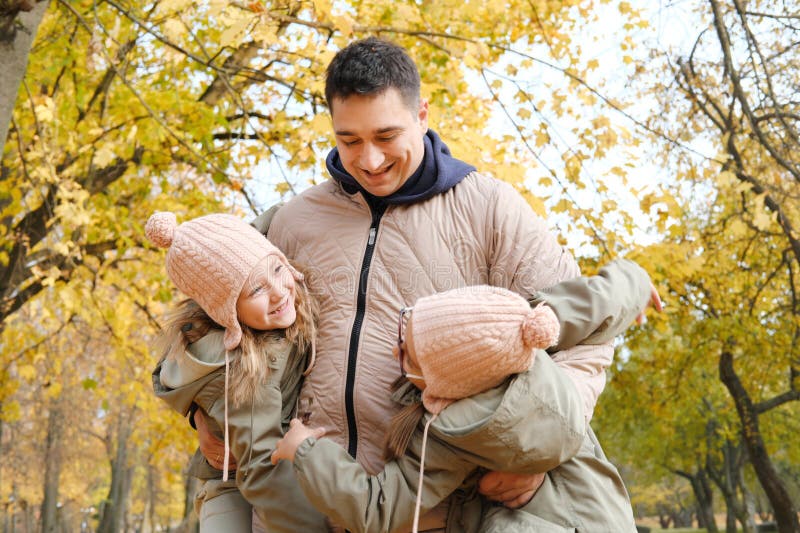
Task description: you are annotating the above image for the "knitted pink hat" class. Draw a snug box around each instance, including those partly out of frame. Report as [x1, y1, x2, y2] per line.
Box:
[145, 211, 301, 351]
[407, 285, 560, 414]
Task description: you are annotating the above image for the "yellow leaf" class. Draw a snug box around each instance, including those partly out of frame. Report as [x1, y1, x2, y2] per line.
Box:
[332, 14, 354, 36]
[18, 364, 37, 381]
[34, 97, 55, 123]
[162, 18, 185, 42]
[715, 170, 738, 188]
[220, 15, 251, 47]
[93, 147, 117, 167]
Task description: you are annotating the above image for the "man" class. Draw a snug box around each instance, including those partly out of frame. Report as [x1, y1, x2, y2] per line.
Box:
[197, 37, 635, 531]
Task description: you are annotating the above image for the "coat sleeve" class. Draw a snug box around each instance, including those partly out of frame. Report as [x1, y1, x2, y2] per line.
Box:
[194, 374, 328, 532]
[531, 258, 652, 350]
[292, 432, 476, 533]
[431, 348, 585, 474]
[530, 259, 652, 421]
[251, 202, 283, 236]
[290, 348, 587, 533]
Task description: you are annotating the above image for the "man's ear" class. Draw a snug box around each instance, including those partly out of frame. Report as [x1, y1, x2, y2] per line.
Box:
[418, 98, 429, 129]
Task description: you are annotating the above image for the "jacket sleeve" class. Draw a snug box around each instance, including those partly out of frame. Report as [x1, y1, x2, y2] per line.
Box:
[530, 259, 651, 422]
[531, 258, 652, 350]
[290, 351, 586, 533]
[431, 347, 585, 474]
[195, 374, 328, 532]
[292, 432, 476, 533]
[251, 202, 283, 236]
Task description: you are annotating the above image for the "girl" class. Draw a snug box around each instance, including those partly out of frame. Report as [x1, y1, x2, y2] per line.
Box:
[271, 259, 657, 533]
[145, 211, 327, 532]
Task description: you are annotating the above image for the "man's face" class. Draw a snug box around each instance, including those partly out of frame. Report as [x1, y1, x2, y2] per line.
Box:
[330, 88, 428, 197]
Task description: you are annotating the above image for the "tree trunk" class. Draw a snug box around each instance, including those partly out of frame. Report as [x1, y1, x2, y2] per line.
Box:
[707, 437, 752, 533]
[96, 418, 132, 533]
[172, 473, 199, 533]
[0, 0, 49, 148]
[720, 351, 800, 533]
[676, 467, 719, 533]
[40, 404, 63, 533]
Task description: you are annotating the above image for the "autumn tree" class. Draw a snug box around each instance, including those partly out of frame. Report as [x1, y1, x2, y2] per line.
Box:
[598, 1, 800, 531]
[1, 0, 648, 529]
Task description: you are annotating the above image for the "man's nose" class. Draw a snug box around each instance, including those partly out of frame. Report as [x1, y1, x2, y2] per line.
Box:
[359, 143, 384, 171]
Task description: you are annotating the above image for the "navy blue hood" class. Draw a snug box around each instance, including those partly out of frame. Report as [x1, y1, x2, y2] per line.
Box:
[325, 129, 475, 205]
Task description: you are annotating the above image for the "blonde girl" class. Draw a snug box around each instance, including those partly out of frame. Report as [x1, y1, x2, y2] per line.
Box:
[146, 212, 327, 532]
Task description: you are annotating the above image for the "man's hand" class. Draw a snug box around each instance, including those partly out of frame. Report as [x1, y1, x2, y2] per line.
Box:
[271, 418, 325, 465]
[478, 471, 546, 509]
[636, 282, 663, 325]
[195, 409, 237, 470]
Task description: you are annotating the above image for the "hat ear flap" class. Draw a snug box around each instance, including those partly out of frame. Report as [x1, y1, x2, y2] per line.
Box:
[421, 391, 453, 415]
[223, 324, 243, 351]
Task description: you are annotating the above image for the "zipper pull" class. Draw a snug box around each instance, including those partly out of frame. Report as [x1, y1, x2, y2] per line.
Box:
[368, 227, 377, 245]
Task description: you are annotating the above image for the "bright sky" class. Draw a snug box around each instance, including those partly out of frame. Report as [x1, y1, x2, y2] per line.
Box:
[241, 1, 711, 257]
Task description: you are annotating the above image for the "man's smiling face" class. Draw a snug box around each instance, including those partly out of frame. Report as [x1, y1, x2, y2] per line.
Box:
[331, 87, 428, 197]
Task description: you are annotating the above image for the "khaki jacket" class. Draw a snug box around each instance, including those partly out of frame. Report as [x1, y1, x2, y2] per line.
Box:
[263, 171, 602, 475]
[152, 332, 327, 531]
[288, 259, 649, 533]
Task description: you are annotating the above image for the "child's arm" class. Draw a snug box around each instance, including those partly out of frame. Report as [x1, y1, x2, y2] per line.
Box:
[529, 258, 656, 422]
[531, 258, 655, 350]
[271, 350, 586, 533]
[272, 418, 474, 533]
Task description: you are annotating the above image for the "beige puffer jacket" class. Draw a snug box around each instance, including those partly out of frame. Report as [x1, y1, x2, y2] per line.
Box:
[263, 171, 610, 475]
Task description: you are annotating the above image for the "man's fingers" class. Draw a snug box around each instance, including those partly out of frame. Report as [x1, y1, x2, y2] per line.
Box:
[312, 427, 326, 439]
[484, 486, 531, 502]
[271, 439, 284, 465]
[503, 490, 535, 509]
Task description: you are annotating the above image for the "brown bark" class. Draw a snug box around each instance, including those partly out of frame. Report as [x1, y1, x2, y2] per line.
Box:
[96, 417, 132, 533]
[40, 403, 63, 533]
[0, 0, 49, 147]
[719, 350, 800, 533]
[676, 466, 719, 533]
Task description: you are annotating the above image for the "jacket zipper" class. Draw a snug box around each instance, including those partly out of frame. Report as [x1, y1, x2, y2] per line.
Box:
[344, 203, 386, 458]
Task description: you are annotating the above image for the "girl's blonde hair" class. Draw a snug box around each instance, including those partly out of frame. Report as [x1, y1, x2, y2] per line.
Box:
[156, 264, 317, 407]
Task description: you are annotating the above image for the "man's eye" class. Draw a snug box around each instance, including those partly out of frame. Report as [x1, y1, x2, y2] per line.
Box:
[342, 139, 360, 146]
[377, 136, 396, 143]
[274, 264, 283, 274]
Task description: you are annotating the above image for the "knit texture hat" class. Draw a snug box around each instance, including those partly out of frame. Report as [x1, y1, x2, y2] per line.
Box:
[407, 285, 560, 414]
[145, 211, 300, 351]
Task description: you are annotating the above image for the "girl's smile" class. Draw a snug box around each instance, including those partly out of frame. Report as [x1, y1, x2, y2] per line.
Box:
[236, 255, 297, 331]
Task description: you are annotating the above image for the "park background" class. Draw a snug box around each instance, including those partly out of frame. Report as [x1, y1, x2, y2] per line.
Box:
[1, 0, 798, 531]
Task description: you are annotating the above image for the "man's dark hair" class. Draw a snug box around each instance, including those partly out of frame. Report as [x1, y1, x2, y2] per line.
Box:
[325, 37, 421, 113]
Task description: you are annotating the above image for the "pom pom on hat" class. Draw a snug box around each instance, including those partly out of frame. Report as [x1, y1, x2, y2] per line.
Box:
[521, 304, 560, 349]
[145, 211, 177, 249]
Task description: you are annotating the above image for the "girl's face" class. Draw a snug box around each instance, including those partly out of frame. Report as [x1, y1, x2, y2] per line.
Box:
[236, 254, 296, 331]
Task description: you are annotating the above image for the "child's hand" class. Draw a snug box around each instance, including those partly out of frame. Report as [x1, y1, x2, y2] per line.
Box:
[271, 418, 326, 465]
[636, 282, 663, 325]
